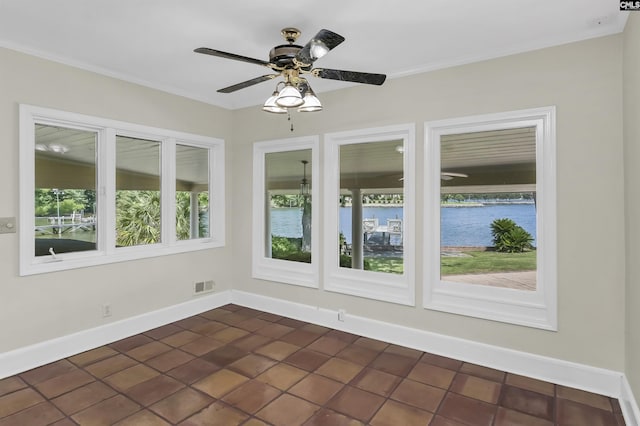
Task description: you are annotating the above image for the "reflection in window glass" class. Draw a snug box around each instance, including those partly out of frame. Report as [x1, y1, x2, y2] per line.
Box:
[34, 124, 98, 257]
[339, 141, 404, 274]
[176, 144, 209, 240]
[116, 136, 161, 247]
[265, 149, 312, 263]
[440, 127, 537, 290]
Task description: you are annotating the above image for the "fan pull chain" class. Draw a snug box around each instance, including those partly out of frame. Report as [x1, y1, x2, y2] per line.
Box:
[288, 111, 294, 132]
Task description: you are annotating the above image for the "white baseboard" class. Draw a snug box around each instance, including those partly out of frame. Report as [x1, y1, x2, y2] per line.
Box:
[622, 376, 640, 426]
[1, 288, 637, 426]
[231, 290, 627, 399]
[0, 291, 231, 380]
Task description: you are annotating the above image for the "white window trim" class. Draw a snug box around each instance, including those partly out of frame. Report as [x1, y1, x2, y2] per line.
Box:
[324, 124, 416, 306]
[252, 136, 320, 288]
[19, 104, 225, 276]
[424, 106, 557, 330]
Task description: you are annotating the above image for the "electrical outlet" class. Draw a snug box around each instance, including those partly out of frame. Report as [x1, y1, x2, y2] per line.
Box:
[338, 309, 346, 322]
[102, 303, 112, 317]
[0, 217, 16, 234]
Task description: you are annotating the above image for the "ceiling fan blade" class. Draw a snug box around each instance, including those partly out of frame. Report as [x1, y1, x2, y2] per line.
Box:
[217, 75, 279, 93]
[441, 172, 469, 178]
[313, 68, 386, 85]
[194, 47, 270, 67]
[295, 29, 345, 66]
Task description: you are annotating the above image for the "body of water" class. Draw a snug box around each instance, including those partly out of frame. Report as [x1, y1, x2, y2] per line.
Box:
[271, 204, 537, 247]
[440, 204, 536, 247]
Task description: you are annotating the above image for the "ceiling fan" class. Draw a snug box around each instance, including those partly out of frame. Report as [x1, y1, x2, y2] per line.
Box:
[194, 27, 386, 112]
[440, 172, 469, 181]
[394, 172, 469, 181]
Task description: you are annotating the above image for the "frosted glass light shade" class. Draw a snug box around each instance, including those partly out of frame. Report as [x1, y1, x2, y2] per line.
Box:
[298, 92, 322, 112]
[275, 84, 304, 107]
[310, 40, 330, 60]
[262, 92, 287, 114]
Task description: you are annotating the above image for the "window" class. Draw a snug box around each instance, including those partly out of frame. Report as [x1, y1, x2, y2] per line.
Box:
[324, 124, 415, 305]
[20, 105, 225, 275]
[424, 107, 556, 329]
[115, 136, 162, 248]
[176, 144, 210, 241]
[252, 136, 319, 287]
[34, 124, 98, 257]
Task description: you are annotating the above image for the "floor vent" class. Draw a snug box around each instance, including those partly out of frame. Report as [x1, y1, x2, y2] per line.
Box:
[194, 280, 215, 295]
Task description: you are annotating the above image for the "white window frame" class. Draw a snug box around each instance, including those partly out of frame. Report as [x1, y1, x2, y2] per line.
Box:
[324, 124, 416, 306]
[252, 136, 320, 288]
[19, 104, 225, 276]
[424, 107, 557, 330]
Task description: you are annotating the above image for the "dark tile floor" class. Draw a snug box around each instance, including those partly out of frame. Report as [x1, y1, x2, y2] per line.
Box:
[0, 304, 626, 425]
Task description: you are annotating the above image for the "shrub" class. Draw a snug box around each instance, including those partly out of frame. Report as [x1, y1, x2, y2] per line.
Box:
[490, 218, 517, 243]
[271, 236, 311, 263]
[497, 226, 534, 253]
[271, 236, 301, 258]
[340, 255, 371, 270]
[277, 251, 311, 263]
[490, 218, 534, 253]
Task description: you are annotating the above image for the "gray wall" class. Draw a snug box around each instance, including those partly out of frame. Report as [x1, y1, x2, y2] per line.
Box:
[0, 48, 234, 352]
[624, 12, 640, 407]
[232, 35, 626, 371]
[0, 27, 634, 397]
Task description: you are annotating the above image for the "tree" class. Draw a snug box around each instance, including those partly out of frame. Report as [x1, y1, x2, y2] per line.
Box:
[270, 194, 300, 208]
[301, 195, 311, 252]
[176, 192, 191, 241]
[35, 189, 56, 216]
[116, 190, 208, 246]
[175, 192, 209, 240]
[34, 188, 94, 216]
[116, 191, 161, 246]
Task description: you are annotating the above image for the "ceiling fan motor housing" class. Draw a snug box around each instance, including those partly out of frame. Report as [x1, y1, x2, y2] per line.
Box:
[269, 44, 303, 68]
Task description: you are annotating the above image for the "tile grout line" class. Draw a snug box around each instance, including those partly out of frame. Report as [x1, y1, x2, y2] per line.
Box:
[0, 304, 626, 426]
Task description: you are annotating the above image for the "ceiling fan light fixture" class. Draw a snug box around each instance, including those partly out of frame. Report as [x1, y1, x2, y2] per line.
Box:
[275, 83, 304, 107]
[49, 144, 69, 153]
[309, 40, 330, 60]
[298, 88, 322, 112]
[262, 90, 287, 114]
[36, 143, 69, 154]
[300, 160, 310, 197]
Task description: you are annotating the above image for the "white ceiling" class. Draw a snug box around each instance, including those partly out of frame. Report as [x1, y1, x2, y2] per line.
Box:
[0, 1, 627, 110]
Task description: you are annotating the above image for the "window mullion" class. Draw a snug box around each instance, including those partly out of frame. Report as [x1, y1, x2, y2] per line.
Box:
[210, 143, 225, 244]
[162, 138, 177, 245]
[102, 127, 117, 254]
[206, 147, 215, 242]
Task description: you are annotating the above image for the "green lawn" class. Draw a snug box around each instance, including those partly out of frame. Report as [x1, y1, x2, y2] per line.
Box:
[276, 249, 536, 276]
[441, 250, 536, 276]
[363, 250, 536, 275]
[365, 257, 404, 274]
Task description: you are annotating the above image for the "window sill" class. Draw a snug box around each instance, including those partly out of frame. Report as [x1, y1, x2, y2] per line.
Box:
[20, 239, 224, 276]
